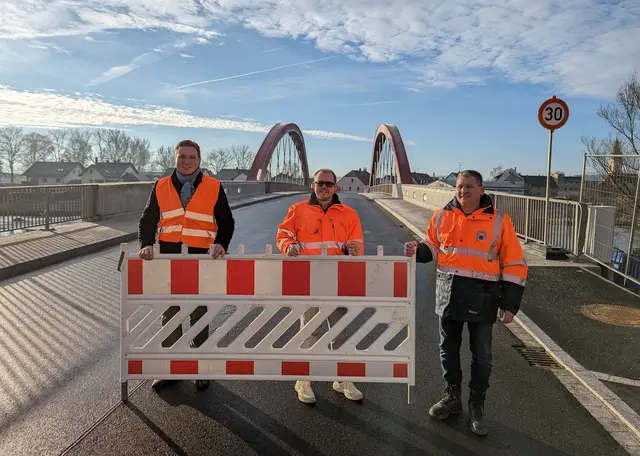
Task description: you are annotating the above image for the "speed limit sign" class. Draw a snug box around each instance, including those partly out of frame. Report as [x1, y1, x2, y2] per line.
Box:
[538, 96, 569, 130]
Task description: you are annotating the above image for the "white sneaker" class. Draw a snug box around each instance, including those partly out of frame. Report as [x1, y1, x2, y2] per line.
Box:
[333, 381, 363, 401]
[295, 381, 316, 404]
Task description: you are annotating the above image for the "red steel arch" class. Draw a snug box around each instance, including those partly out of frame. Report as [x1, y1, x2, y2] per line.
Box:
[247, 122, 310, 185]
[368, 124, 413, 186]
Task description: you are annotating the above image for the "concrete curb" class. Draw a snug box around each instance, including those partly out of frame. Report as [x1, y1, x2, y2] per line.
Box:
[363, 192, 640, 443]
[0, 192, 304, 282]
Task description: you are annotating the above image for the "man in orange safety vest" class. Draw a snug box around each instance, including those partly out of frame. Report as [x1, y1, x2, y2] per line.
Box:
[404, 170, 528, 436]
[138, 139, 235, 392]
[276, 168, 365, 404]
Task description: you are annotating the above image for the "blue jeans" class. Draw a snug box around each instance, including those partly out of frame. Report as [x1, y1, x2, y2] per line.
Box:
[438, 317, 493, 394]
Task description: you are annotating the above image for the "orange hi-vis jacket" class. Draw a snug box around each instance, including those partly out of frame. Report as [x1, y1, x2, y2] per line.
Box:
[156, 174, 220, 249]
[416, 194, 528, 323]
[276, 194, 364, 256]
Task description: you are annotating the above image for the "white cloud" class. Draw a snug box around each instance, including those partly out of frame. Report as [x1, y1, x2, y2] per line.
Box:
[27, 40, 70, 53]
[0, 87, 370, 142]
[179, 53, 194, 58]
[1, 0, 638, 98]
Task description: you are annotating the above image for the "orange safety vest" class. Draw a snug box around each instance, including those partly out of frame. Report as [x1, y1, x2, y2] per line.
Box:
[425, 199, 528, 286]
[276, 196, 364, 256]
[156, 174, 220, 249]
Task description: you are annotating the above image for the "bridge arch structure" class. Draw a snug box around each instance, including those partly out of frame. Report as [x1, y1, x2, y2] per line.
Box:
[247, 122, 310, 186]
[368, 124, 414, 187]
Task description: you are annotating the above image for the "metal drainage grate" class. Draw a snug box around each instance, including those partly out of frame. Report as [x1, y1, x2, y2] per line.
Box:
[513, 345, 563, 369]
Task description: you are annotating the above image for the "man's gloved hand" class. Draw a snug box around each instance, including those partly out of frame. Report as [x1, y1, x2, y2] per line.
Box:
[286, 243, 301, 257]
[138, 245, 154, 261]
[404, 241, 418, 257]
[346, 241, 361, 256]
[208, 244, 226, 259]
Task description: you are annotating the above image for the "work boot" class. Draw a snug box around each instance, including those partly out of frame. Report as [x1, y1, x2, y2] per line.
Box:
[428, 383, 462, 419]
[295, 381, 316, 404]
[151, 379, 175, 390]
[469, 390, 488, 436]
[333, 381, 363, 401]
[194, 380, 210, 391]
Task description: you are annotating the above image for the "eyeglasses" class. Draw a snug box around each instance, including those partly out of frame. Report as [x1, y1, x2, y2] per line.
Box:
[314, 181, 335, 187]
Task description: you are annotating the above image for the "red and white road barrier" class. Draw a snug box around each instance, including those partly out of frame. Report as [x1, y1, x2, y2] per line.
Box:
[119, 243, 416, 402]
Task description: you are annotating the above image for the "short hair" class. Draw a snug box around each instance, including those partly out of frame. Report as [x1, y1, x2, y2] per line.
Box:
[457, 169, 483, 186]
[313, 168, 337, 183]
[175, 140, 201, 160]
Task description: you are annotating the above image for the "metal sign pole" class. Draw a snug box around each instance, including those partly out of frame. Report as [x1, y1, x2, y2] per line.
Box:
[538, 95, 569, 249]
[544, 129, 554, 246]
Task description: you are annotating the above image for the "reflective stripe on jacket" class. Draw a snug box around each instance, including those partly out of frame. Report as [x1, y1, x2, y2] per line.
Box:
[156, 174, 220, 248]
[276, 193, 364, 256]
[417, 194, 528, 322]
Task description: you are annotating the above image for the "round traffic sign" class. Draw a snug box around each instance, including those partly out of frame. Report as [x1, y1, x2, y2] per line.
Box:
[538, 96, 569, 130]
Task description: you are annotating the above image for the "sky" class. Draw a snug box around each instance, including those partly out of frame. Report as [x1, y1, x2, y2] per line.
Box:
[1, 0, 639, 179]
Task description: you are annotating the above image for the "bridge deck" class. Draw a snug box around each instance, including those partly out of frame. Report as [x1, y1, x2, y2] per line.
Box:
[0, 194, 634, 456]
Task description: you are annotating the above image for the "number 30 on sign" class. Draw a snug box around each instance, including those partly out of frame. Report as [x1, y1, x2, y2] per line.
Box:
[538, 96, 569, 130]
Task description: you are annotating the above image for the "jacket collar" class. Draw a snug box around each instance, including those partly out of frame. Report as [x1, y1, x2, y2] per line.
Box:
[308, 192, 342, 211]
[444, 193, 495, 216]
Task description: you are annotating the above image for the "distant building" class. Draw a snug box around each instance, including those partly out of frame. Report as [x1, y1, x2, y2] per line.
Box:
[553, 172, 582, 200]
[78, 162, 138, 183]
[215, 168, 250, 181]
[337, 169, 370, 192]
[522, 175, 558, 197]
[411, 172, 435, 185]
[22, 161, 84, 185]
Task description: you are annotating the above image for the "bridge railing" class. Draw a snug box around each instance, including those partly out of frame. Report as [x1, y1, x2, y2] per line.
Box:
[0, 181, 309, 234]
[368, 184, 588, 256]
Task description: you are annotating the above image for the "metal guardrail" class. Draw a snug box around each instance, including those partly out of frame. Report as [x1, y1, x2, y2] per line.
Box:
[0, 181, 310, 234]
[0, 184, 97, 233]
[368, 184, 588, 256]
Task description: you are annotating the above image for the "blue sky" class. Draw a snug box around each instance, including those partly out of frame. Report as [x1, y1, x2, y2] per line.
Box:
[1, 0, 639, 178]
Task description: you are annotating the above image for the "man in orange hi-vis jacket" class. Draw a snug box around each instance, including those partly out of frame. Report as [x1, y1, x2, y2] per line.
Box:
[404, 170, 527, 437]
[276, 168, 365, 404]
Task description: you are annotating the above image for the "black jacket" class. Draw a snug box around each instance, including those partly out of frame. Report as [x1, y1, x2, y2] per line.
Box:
[416, 194, 525, 323]
[138, 170, 235, 254]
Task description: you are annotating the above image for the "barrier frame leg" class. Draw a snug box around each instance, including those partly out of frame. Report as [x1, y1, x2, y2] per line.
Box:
[121, 381, 128, 403]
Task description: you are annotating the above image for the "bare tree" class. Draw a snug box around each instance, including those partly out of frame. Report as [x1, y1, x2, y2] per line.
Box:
[230, 144, 254, 170]
[47, 129, 69, 161]
[94, 128, 130, 162]
[64, 130, 93, 166]
[489, 165, 504, 180]
[0, 126, 25, 183]
[595, 71, 640, 155]
[22, 132, 53, 168]
[206, 147, 234, 174]
[152, 145, 175, 172]
[126, 137, 152, 172]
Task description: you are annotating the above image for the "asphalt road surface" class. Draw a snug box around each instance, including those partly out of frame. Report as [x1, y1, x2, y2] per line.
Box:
[0, 194, 627, 456]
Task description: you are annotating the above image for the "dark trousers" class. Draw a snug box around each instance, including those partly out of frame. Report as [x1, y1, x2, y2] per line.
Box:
[161, 305, 209, 348]
[438, 317, 493, 394]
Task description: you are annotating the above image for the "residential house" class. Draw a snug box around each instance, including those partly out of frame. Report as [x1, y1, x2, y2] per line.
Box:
[22, 161, 84, 185]
[485, 167, 525, 194]
[337, 169, 370, 192]
[215, 168, 250, 181]
[411, 172, 435, 185]
[78, 162, 138, 183]
[443, 172, 459, 186]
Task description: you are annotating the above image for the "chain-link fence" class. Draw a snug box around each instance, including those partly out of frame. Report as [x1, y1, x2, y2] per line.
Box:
[581, 153, 640, 287]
